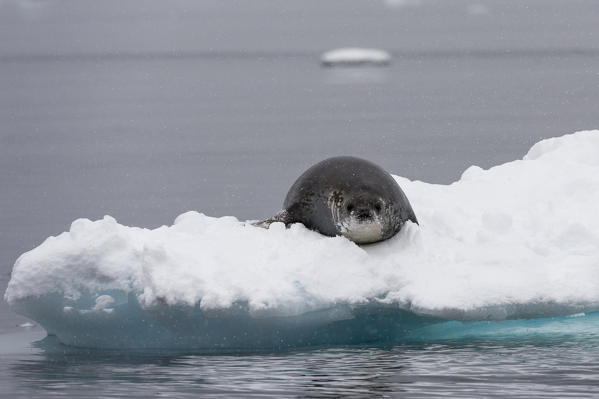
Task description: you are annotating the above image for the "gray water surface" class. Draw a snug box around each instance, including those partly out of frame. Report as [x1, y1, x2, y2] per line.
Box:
[1, 0, 599, 396]
[2, 332, 599, 398]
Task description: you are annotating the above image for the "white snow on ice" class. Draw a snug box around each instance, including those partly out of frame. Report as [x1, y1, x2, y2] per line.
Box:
[321, 48, 391, 67]
[4, 130, 599, 348]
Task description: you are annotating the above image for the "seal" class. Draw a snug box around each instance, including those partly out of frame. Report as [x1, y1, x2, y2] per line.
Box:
[255, 156, 418, 244]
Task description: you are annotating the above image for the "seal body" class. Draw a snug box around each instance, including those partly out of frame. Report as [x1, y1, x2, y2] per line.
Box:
[259, 156, 417, 244]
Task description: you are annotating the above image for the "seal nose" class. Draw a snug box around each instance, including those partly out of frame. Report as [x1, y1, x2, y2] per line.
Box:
[356, 207, 372, 220]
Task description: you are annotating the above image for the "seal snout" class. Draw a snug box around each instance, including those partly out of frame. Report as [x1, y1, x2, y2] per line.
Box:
[346, 199, 383, 222]
[355, 207, 373, 221]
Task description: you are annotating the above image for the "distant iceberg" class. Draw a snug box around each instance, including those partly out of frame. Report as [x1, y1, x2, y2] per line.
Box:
[321, 48, 391, 67]
[5, 130, 599, 349]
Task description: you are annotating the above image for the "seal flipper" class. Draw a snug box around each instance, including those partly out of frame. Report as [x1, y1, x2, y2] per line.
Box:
[252, 210, 291, 229]
[408, 209, 419, 225]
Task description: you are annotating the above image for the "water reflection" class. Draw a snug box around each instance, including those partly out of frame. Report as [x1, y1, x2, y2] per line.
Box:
[5, 334, 599, 398]
[323, 66, 390, 85]
[9, 337, 411, 398]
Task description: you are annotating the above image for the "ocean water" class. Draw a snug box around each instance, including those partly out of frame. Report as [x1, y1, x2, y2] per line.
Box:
[2, 0, 599, 397]
[2, 323, 599, 398]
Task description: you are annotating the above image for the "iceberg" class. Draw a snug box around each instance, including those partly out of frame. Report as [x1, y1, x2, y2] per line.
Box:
[321, 48, 391, 67]
[4, 130, 599, 349]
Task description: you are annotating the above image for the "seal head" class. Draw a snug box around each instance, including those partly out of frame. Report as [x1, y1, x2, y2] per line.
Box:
[258, 156, 417, 244]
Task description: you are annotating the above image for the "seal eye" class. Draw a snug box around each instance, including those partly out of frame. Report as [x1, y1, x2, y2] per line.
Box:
[346, 204, 354, 213]
[374, 203, 382, 213]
